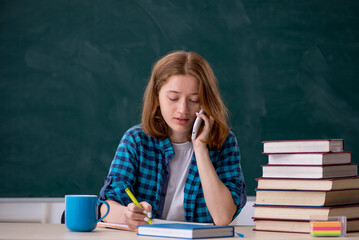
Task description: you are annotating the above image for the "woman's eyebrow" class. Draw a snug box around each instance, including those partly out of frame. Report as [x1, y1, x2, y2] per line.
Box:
[166, 90, 198, 95]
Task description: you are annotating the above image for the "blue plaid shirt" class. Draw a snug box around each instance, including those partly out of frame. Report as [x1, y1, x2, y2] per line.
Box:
[100, 124, 246, 223]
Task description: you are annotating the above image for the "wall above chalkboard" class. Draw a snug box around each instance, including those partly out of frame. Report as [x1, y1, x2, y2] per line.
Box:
[1, 0, 359, 197]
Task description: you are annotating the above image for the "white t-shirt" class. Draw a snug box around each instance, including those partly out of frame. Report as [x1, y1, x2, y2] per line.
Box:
[161, 142, 193, 221]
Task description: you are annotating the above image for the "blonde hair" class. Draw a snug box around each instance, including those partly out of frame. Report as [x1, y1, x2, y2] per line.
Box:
[142, 51, 230, 150]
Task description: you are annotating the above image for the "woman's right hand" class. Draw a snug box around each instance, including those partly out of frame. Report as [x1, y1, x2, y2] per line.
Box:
[100, 199, 152, 230]
[124, 201, 152, 229]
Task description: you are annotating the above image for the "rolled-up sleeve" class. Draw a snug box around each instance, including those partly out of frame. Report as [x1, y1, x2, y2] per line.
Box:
[100, 131, 139, 206]
[215, 131, 247, 220]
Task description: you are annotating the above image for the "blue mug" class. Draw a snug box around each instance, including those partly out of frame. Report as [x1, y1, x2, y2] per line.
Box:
[65, 195, 109, 232]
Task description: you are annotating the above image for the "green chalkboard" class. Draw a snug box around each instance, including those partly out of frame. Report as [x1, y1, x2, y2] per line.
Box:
[1, 1, 359, 197]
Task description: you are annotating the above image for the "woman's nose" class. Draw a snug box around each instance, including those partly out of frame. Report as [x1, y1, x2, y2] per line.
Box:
[177, 99, 189, 114]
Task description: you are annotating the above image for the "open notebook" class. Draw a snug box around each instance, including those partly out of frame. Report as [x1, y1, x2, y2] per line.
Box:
[97, 219, 210, 232]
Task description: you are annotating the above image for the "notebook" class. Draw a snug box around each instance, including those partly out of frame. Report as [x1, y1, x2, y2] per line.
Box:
[97, 222, 135, 231]
[137, 223, 234, 239]
[97, 219, 204, 232]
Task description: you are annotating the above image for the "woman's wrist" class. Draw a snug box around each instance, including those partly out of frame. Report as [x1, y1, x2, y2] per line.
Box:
[101, 199, 127, 224]
[193, 141, 209, 158]
[193, 139, 206, 149]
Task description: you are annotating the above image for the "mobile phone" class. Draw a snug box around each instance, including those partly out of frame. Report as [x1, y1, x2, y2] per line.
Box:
[191, 110, 204, 141]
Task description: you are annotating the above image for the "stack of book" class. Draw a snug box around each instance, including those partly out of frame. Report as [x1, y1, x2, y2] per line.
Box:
[253, 139, 359, 234]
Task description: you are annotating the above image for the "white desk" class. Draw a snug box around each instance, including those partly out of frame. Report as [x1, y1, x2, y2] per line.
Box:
[0, 223, 358, 240]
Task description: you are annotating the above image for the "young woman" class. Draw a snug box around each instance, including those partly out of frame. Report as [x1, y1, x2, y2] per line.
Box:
[99, 51, 246, 229]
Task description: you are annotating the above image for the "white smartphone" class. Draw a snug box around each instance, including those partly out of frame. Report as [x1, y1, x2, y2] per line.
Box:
[191, 110, 204, 141]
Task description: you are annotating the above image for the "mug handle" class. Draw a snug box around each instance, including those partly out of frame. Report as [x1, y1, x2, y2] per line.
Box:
[97, 200, 110, 223]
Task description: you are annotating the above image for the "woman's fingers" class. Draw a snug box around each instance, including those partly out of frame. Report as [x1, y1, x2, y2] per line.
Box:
[125, 202, 152, 230]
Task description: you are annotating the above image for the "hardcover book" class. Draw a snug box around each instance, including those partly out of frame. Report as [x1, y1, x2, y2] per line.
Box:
[253, 218, 359, 233]
[255, 189, 359, 206]
[261, 164, 357, 179]
[253, 204, 359, 220]
[256, 177, 359, 191]
[262, 139, 344, 153]
[137, 223, 234, 239]
[266, 152, 351, 165]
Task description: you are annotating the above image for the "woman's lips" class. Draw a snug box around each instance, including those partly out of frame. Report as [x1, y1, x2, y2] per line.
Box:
[174, 117, 190, 125]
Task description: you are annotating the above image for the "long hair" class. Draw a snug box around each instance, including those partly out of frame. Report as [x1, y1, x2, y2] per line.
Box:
[142, 51, 230, 150]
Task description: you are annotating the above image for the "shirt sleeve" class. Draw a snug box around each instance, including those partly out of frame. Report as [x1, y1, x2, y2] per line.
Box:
[214, 131, 247, 220]
[99, 128, 139, 206]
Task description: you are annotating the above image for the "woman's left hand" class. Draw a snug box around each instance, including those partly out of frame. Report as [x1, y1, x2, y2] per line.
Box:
[192, 111, 214, 148]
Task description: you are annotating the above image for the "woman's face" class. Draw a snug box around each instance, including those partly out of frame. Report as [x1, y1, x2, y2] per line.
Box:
[158, 74, 201, 143]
